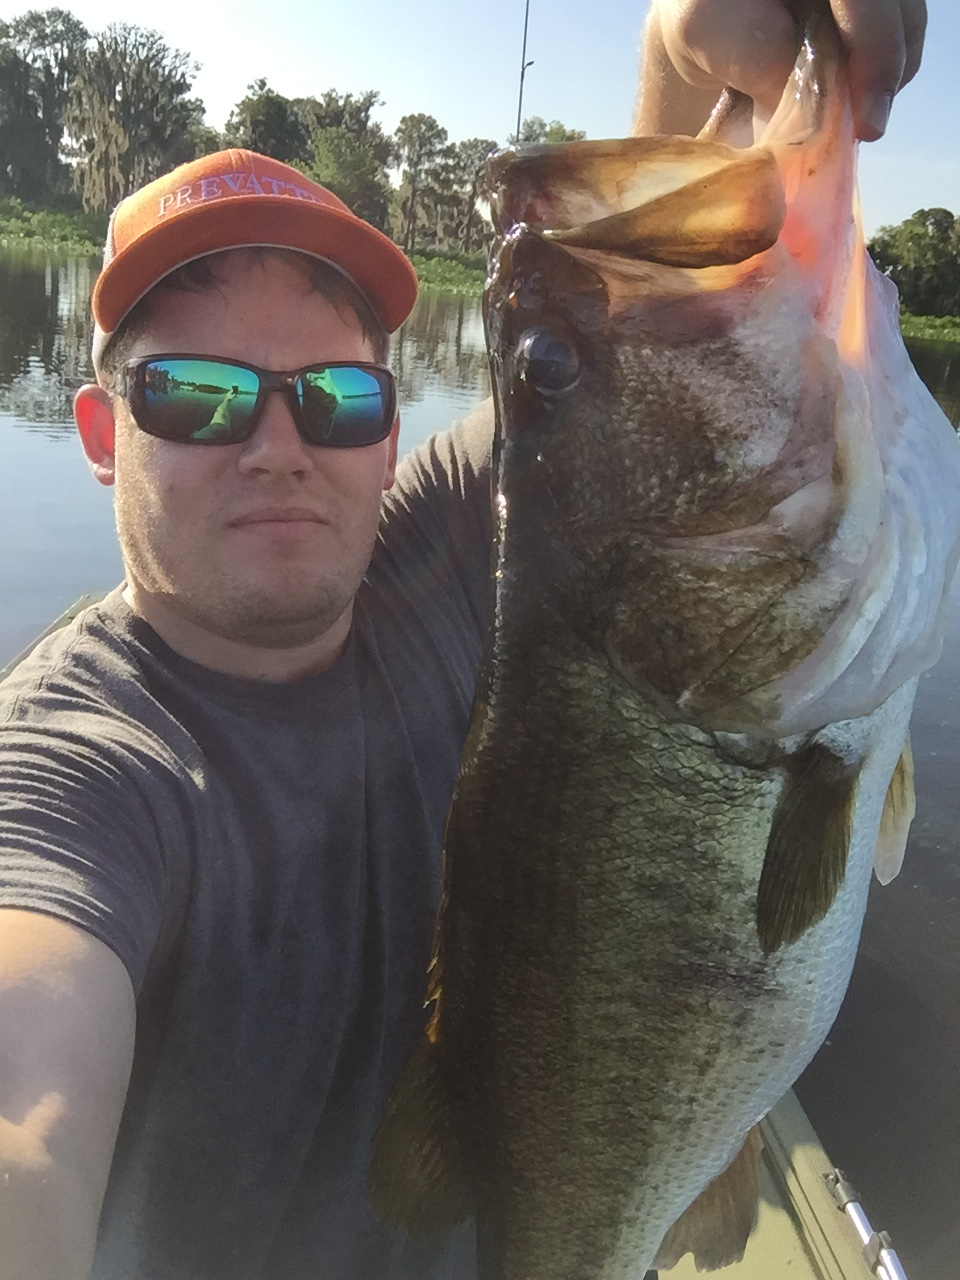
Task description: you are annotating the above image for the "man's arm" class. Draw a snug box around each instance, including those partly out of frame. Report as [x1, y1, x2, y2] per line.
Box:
[635, 0, 928, 142]
[0, 909, 135, 1280]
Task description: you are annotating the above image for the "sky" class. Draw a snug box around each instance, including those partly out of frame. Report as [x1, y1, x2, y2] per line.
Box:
[3, 0, 958, 236]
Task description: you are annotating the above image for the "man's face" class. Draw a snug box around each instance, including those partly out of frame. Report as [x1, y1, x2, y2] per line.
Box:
[86, 252, 398, 654]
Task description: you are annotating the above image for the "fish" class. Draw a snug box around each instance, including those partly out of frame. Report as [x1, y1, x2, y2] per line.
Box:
[369, 4, 960, 1276]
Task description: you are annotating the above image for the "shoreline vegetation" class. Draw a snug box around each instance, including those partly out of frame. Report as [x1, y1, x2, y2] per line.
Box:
[2, 202, 958, 329]
[0, 198, 104, 256]
[409, 252, 485, 296]
[899, 313, 960, 342]
[0, 199, 492, 294]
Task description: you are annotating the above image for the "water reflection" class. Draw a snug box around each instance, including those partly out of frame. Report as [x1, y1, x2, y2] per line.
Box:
[0, 250, 490, 452]
[0, 249, 97, 430]
[394, 290, 489, 403]
[392, 291, 490, 451]
[907, 338, 960, 428]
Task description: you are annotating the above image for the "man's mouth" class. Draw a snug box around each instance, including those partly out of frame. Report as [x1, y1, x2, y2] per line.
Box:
[231, 507, 325, 527]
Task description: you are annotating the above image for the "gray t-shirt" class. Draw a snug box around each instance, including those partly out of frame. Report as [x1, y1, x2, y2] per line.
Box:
[0, 409, 494, 1279]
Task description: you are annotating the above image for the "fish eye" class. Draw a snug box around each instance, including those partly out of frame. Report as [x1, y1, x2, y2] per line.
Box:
[515, 328, 581, 395]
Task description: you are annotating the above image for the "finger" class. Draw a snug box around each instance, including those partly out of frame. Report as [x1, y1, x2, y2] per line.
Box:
[830, 0, 910, 140]
[660, 0, 801, 113]
[898, 0, 928, 89]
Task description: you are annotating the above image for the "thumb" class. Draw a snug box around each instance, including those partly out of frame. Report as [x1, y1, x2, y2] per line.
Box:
[659, 0, 802, 113]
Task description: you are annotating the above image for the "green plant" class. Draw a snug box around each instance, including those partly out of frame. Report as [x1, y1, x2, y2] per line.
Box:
[899, 311, 960, 342]
[410, 252, 485, 296]
[0, 196, 103, 253]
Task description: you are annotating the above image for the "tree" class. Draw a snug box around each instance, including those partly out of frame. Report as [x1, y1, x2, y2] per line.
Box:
[509, 115, 586, 146]
[452, 137, 497, 253]
[310, 126, 391, 229]
[393, 112, 447, 253]
[301, 90, 394, 229]
[0, 7, 88, 199]
[0, 44, 44, 197]
[295, 89, 391, 156]
[869, 209, 960, 317]
[418, 141, 460, 251]
[411, 137, 498, 255]
[224, 79, 309, 165]
[65, 23, 201, 213]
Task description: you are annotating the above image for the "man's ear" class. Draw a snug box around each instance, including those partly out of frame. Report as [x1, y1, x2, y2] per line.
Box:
[74, 385, 118, 486]
[382, 416, 400, 491]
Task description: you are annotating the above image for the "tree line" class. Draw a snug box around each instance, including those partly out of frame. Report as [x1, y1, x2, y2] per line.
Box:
[6, 6, 955, 310]
[0, 7, 584, 256]
[869, 209, 960, 319]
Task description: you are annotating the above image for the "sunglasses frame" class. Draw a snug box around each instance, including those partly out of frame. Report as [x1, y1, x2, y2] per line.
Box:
[122, 353, 398, 448]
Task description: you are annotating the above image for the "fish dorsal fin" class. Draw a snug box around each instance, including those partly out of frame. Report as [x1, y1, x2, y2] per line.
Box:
[653, 1125, 764, 1270]
[874, 737, 916, 885]
[756, 744, 860, 953]
[368, 1031, 470, 1231]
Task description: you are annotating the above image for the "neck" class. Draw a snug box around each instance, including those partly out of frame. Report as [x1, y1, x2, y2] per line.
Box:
[122, 582, 353, 681]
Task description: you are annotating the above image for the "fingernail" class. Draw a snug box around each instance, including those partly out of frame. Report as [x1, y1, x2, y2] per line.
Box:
[864, 91, 894, 139]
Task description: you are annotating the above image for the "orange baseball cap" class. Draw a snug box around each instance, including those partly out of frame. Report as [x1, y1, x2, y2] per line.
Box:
[91, 148, 418, 368]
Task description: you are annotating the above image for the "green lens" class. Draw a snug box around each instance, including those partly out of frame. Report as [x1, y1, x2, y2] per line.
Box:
[142, 359, 260, 441]
[298, 366, 388, 445]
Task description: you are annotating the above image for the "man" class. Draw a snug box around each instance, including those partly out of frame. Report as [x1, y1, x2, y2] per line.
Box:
[0, 2, 927, 1277]
[2, 154, 493, 1279]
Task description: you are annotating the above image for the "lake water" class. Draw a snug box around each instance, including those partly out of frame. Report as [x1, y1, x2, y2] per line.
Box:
[1, 248, 959, 1279]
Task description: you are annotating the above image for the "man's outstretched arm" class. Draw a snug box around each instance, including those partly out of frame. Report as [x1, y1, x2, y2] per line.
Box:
[0, 909, 135, 1280]
[635, 0, 928, 141]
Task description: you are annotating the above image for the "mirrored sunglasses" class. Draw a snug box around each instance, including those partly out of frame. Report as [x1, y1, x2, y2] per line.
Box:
[123, 355, 397, 448]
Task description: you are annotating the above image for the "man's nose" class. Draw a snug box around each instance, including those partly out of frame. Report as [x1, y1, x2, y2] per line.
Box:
[237, 389, 311, 474]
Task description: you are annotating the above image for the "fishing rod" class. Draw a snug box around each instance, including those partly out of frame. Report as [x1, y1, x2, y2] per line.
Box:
[515, 0, 534, 143]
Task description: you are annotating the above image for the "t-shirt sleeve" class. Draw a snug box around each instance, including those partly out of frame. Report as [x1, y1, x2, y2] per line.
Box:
[0, 705, 185, 993]
[380, 398, 496, 630]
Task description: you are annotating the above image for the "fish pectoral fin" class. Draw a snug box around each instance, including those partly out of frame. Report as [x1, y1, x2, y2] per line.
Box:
[653, 1125, 763, 1271]
[756, 744, 860, 954]
[368, 1032, 470, 1232]
[874, 737, 916, 886]
[544, 149, 785, 268]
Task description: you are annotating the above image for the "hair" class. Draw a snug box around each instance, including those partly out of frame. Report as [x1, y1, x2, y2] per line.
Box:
[98, 246, 390, 389]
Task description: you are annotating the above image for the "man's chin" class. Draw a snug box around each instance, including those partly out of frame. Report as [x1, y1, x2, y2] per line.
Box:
[175, 584, 354, 652]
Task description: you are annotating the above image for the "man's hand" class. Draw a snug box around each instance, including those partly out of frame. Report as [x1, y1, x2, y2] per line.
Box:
[636, 0, 927, 142]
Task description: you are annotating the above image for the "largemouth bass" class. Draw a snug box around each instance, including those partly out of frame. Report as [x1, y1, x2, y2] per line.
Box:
[370, 7, 960, 1276]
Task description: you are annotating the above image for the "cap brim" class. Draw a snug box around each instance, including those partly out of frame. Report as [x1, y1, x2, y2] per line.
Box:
[93, 195, 418, 337]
